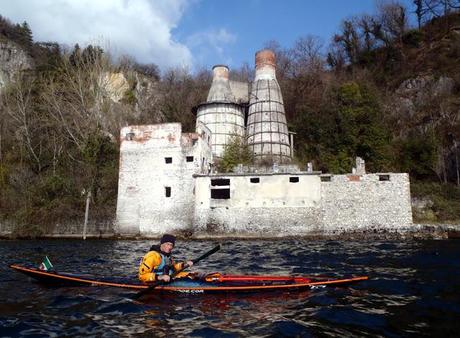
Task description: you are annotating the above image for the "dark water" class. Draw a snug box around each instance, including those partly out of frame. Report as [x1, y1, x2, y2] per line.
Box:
[1, 239, 459, 337]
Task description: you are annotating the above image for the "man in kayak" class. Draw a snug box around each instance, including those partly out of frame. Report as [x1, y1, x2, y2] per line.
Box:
[138, 234, 193, 283]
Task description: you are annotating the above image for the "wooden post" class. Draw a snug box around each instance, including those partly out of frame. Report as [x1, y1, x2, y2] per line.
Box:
[455, 140, 459, 186]
[83, 190, 91, 240]
[289, 132, 296, 158]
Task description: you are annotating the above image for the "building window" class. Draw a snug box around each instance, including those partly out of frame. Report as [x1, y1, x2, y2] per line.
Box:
[250, 177, 260, 183]
[211, 178, 230, 186]
[321, 176, 331, 182]
[211, 188, 230, 199]
[186, 156, 194, 162]
[165, 157, 172, 164]
[126, 132, 135, 141]
[165, 187, 171, 197]
[379, 175, 390, 181]
[210, 178, 230, 199]
[289, 177, 299, 183]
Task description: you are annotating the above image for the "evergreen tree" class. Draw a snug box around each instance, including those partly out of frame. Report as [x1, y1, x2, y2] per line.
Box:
[218, 134, 253, 172]
[69, 43, 81, 66]
[21, 21, 33, 46]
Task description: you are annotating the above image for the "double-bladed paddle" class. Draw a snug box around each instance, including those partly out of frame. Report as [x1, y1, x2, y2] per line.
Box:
[134, 244, 221, 299]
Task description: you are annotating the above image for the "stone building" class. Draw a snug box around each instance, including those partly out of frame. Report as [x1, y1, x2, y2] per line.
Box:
[195, 65, 245, 158]
[115, 49, 413, 236]
[194, 171, 412, 236]
[247, 50, 291, 162]
[116, 123, 212, 235]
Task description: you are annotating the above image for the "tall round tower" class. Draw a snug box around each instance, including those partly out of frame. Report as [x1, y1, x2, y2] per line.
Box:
[196, 65, 245, 158]
[247, 50, 291, 163]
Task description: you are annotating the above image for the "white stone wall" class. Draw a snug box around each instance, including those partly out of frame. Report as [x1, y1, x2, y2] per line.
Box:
[116, 123, 412, 236]
[193, 172, 413, 235]
[116, 123, 212, 235]
[321, 173, 413, 230]
[194, 174, 323, 234]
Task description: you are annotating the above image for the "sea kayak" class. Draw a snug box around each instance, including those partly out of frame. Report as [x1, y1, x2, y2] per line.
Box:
[10, 264, 368, 294]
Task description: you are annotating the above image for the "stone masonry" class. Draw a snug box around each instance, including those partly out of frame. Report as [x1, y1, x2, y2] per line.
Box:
[192, 172, 412, 236]
[116, 123, 212, 235]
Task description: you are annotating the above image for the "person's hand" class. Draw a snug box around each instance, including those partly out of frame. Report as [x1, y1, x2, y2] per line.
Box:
[186, 260, 194, 268]
[158, 275, 170, 282]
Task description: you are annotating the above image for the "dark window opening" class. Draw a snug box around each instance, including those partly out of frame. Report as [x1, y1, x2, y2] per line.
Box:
[165, 157, 172, 164]
[126, 132, 135, 141]
[289, 177, 299, 183]
[165, 187, 171, 197]
[211, 178, 230, 186]
[211, 188, 230, 199]
[379, 175, 390, 181]
[321, 176, 331, 182]
[250, 177, 260, 183]
[186, 156, 194, 162]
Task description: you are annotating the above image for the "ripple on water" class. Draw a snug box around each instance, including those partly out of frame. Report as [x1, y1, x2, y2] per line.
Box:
[1, 239, 459, 337]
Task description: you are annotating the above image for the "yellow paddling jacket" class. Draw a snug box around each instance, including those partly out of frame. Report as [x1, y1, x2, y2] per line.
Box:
[138, 247, 184, 283]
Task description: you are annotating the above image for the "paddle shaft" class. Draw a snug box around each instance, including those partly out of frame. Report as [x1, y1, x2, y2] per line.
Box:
[134, 244, 221, 298]
[168, 244, 221, 280]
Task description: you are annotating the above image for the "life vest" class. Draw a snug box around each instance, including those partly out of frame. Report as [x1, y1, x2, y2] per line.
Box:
[138, 245, 182, 282]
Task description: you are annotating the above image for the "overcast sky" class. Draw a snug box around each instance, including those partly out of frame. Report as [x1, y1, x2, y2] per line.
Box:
[1, 0, 415, 73]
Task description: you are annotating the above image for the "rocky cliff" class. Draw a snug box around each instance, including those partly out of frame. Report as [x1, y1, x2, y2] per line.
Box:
[0, 40, 33, 89]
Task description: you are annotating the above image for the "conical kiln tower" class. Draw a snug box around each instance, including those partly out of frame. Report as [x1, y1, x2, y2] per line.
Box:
[196, 65, 245, 158]
[247, 49, 291, 163]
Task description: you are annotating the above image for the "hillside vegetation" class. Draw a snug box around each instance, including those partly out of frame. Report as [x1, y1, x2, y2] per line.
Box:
[0, 2, 459, 235]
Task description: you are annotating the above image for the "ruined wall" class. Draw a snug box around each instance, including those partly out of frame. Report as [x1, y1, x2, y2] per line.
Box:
[321, 173, 413, 230]
[194, 173, 322, 235]
[193, 172, 412, 235]
[116, 123, 212, 236]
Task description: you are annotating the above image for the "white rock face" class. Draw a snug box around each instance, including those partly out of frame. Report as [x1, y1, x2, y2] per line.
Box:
[99, 72, 130, 103]
[0, 41, 33, 90]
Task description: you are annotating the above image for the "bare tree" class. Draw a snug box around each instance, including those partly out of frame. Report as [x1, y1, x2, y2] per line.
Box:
[423, 0, 460, 17]
[291, 35, 325, 74]
[334, 19, 362, 64]
[375, 1, 409, 47]
[39, 45, 122, 224]
[3, 75, 46, 172]
[413, 0, 430, 28]
[157, 66, 210, 132]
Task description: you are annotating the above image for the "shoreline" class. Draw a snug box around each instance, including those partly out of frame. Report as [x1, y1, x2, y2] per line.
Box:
[1, 223, 459, 240]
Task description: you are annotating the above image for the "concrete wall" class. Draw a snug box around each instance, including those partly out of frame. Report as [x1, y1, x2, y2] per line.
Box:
[194, 173, 322, 235]
[116, 123, 212, 236]
[193, 172, 412, 235]
[229, 80, 249, 103]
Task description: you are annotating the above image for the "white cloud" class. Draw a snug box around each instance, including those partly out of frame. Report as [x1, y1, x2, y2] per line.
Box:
[186, 28, 237, 66]
[1, 0, 193, 69]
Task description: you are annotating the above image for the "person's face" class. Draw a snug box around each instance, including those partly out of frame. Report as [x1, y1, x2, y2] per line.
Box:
[160, 242, 174, 254]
